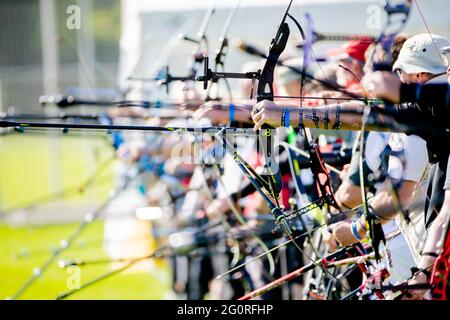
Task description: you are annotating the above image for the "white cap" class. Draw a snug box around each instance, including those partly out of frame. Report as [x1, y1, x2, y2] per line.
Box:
[393, 33, 449, 74]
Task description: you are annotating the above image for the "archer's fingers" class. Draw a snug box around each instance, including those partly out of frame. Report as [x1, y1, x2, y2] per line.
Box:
[253, 115, 266, 131]
[252, 102, 263, 112]
[252, 109, 264, 123]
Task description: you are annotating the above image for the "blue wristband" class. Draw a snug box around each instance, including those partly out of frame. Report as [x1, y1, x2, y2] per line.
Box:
[229, 103, 235, 122]
[282, 108, 290, 128]
[351, 221, 363, 241]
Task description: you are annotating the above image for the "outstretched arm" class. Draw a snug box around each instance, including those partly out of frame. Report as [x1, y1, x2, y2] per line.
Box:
[251, 100, 371, 131]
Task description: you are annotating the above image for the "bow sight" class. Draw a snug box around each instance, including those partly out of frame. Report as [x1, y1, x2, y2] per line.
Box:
[197, 57, 260, 99]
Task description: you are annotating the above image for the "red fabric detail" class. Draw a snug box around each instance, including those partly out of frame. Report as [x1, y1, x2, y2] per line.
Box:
[327, 40, 372, 63]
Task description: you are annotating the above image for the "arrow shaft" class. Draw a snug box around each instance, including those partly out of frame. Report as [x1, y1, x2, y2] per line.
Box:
[0, 120, 257, 136]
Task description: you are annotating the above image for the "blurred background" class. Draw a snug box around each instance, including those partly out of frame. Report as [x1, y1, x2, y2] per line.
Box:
[0, 0, 448, 299]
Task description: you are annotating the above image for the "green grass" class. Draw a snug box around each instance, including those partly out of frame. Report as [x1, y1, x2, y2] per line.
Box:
[0, 134, 172, 299]
[0, 221, 172, 300]
[0, 134, 115, 210]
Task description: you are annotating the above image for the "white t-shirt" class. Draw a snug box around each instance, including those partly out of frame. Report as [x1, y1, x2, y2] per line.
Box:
[387, 133, 429, 265]
[395, 176, 429, 265]
[362, 132, 392, 180]
[360, 132, 429, 277]
[388, 133, 429, 183]
[361, 132, 428, 183]
[382, 221, 417, 283]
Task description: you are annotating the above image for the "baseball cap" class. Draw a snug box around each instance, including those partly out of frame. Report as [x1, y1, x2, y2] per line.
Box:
[393, 33, 449, 74]
[327, 40, 373, 64]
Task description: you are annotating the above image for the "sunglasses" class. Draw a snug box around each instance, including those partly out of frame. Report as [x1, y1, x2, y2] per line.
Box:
[394, 69, 403, 77]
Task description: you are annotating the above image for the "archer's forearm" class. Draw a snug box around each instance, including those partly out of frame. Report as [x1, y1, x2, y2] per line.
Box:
[334, 181, 363, 212]
[215, 104, 254, 124]
[233, 105, 254, 123]
[285, 103, 403, 132]
[366, 180, 419, 222]
[286, 103, 364, 131]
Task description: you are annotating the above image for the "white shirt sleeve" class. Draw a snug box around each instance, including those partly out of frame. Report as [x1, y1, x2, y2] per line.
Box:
[364, 132, 391, 173]
[388, 133, 429, 182]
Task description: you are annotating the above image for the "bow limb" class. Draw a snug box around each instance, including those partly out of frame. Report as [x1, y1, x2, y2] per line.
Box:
[211, 164, 276, 276]
[297, 12, 312, 111]
[254, 1, 293, 205]
[207, 0, 242, 101]
[288, 11, 343, 225]
[286, 13, 343, 214]
[277, 141, 329, 260]
[256, 0, 293, 103]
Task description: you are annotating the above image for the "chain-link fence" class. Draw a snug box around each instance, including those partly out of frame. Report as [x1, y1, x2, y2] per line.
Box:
[0, 0, 121, 114]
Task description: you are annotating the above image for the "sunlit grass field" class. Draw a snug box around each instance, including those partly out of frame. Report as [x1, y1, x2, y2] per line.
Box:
[0, 133, 114, 210]
[0, 134, 171, 299]
[0, 221, 171, 300]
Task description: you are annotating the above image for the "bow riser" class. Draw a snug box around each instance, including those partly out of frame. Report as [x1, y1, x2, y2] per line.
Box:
[257, 22, 290, 103]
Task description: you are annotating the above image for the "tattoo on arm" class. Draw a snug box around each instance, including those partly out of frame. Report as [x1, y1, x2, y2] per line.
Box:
[322, 105, 330, 130]
[333, 104, 342, 130]
[298, 107, 305, 131]
[306, 108, 320, 128]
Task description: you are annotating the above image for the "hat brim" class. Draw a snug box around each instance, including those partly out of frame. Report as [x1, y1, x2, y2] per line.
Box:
[393, 60, 447, 74]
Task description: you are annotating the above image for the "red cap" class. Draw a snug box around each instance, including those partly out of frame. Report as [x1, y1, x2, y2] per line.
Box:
[327, 40, 372, 63]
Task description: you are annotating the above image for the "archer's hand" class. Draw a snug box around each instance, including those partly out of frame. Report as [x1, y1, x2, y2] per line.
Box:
[193, 103, 227, 126]
[251, 100, 284, 131]
[361, 71, 401, 103]
[322, 230, 339, 251]
[330, 221, 360, 247]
